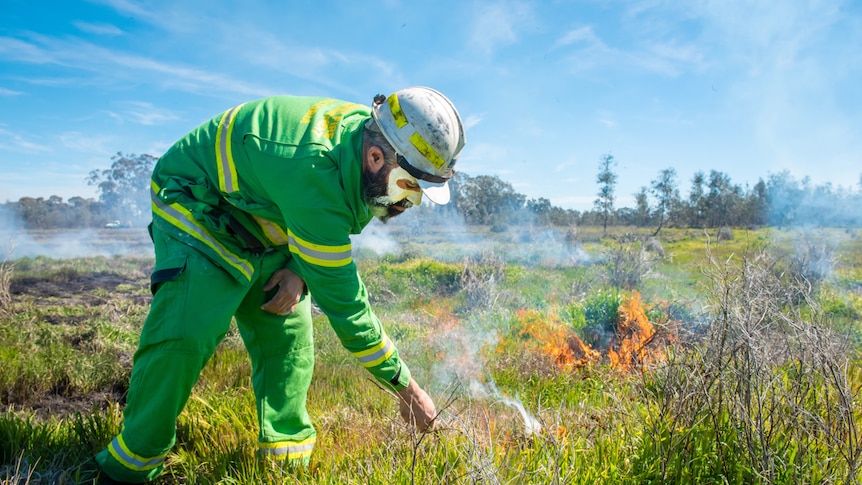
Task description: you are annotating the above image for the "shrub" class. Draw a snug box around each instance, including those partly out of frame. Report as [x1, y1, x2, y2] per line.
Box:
[632, 244, 861, 483]
[460, 250, 506, 308]
[581, 289, 622, 349]
[602, 236, 654, 289]
[363, 257, 462, 303]
[0, 242, 13, 313]
[717, 226, 733, 241]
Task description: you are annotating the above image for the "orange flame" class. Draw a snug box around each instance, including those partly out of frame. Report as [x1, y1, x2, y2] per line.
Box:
[608, 291, 658, 371]
[517, 309, 600, 368]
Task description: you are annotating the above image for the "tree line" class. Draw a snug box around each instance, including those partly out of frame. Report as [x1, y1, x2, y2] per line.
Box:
[443, 154, 862, 232]
[2, 152, 861, 231]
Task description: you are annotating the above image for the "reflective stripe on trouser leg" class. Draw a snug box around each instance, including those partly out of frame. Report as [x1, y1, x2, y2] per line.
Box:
[235, 250, 316, 463]
[96, 226, 258, 483]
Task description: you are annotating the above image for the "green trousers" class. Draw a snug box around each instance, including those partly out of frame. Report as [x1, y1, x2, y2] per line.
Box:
[96, 226, 315, 483]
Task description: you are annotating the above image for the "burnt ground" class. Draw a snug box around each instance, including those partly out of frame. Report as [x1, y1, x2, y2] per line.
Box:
[10, 268, 152, 306]
[6, 267, 152, 418]
[26, 383, 130, 419]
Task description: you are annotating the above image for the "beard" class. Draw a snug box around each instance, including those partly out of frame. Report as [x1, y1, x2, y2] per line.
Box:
[362, 166, 407, 223]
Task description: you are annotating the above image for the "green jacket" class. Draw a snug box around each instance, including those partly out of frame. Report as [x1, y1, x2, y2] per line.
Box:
[150, 96, 411, 390]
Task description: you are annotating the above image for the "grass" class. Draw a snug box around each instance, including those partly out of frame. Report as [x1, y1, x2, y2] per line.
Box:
[1, 226, 861, 484]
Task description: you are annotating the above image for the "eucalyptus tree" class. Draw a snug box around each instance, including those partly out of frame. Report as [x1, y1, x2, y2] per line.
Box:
[650, 167, 680, 236]
[594, 153, 618, 236]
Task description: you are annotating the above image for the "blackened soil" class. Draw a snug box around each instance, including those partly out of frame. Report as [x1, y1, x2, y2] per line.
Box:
[11, 269, 151, 306]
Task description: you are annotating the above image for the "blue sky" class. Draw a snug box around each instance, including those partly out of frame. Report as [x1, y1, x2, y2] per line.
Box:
[1, 0, 860, 211]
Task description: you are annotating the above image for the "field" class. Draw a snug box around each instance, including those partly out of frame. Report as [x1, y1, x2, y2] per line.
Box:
[1, 224, 861, 484]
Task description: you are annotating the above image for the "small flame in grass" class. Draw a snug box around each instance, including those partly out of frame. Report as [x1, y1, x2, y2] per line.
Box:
[517, 309, 600, 368]
[608, 291, 657, 371]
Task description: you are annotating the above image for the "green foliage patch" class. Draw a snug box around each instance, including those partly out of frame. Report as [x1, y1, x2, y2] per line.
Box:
[1, 227, 861, 484]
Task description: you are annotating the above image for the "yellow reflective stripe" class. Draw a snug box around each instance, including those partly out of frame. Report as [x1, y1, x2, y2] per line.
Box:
[258, 436, 316, 460]
[151, 181, 254, 281]
[107, 434, 167, 472]
[253, 215, 290, 246]
[388, 93, 408, 128]
[409, 132, 447, 169]
[215, 103, 245, 194]
[353, 334, 395, 368]
[286, 228, 352, 268]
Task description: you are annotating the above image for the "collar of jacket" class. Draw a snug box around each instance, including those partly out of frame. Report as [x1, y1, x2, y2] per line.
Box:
[332, 115, 374, 234]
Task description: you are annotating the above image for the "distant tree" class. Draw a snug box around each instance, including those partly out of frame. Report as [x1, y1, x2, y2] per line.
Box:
[687, 171, 707, 228]
[87, 152, 156, 226]
[745, 179, 769, 227]
[705, 170, 740, 227]
[633, 186, 650, 227]
[594, 154, 617, 236]
[444, 171, 464, 216]
[650, 167, 679, 236]
[546, 206, 580, 226]
[16, 197, 48, 228]
[456, 174, 526, 225]
[526, 197, 553, 224]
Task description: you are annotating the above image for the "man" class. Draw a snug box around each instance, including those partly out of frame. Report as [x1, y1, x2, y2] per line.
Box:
[96, 87, 466, 483]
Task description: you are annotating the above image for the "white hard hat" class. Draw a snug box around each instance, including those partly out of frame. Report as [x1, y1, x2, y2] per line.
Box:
[370, 87, 466, 204]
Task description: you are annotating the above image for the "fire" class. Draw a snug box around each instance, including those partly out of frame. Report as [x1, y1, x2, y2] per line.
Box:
[608, 291, 657, 371]
[517, 309, 600, 368]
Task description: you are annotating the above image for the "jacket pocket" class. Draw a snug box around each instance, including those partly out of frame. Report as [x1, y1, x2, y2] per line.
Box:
[150, 255, 187, 295]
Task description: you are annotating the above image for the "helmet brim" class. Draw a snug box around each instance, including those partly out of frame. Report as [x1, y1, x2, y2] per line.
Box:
[418, 179, 450, 205]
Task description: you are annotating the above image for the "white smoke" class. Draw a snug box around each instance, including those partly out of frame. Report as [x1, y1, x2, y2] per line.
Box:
[429, 313, 542, 437]
[0, 207, 152, 259]
[351, 223, 398, 255]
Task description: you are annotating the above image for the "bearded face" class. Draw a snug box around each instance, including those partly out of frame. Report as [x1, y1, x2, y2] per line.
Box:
[362, 165, 423, 223]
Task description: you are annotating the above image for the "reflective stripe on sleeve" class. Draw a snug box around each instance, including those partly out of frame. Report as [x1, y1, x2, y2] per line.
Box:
[258, 436, 316, 461]
[107, 434, 167, 472]
[215, 103, 245, 194]
[151, 181, 254, 281]
[253, 215, 290, 246]
[286, 228, 352, 268]
[353, 334, 395, 368]
[409, 132, 447, 169]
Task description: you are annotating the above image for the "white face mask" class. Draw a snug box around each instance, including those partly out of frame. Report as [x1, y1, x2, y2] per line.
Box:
[369, 166, 423, 211]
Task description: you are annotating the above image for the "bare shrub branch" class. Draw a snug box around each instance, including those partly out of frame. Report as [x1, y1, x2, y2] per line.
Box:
[633, 236, 861, 483]
[0, 241, 15, 312]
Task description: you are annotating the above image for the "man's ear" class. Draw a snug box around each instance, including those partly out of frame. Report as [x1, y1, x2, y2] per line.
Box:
[364, 146, 386, 174]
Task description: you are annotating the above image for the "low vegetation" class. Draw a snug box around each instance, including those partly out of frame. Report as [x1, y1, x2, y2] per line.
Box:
[1, 226, 860, 484]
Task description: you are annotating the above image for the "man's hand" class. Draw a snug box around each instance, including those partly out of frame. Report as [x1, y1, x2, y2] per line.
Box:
[398, 378, 436, 432]
[261, 268, 305, 316]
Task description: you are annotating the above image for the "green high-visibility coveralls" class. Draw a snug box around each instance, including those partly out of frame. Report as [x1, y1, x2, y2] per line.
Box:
[96, 96, 413, 483]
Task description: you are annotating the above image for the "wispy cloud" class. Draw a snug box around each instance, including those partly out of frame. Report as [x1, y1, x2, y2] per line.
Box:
[87, 0, 160, 26]
[0, 87, 22, 96]
[0, 36, 57, 64]
[459, 140, 510, 174]
[58, 132, 115, 155]
[463, 114, 483, 130]
[554, 160, 578, 172]
[73, 21, 123, 36]
[117, 101, 181, 126]
[467, 1, 534, 57]
[2, 34, 276, 97]
[0, 128, 51, 153]
[554, 23, 704, 77]
[555, 26, 604, 48]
